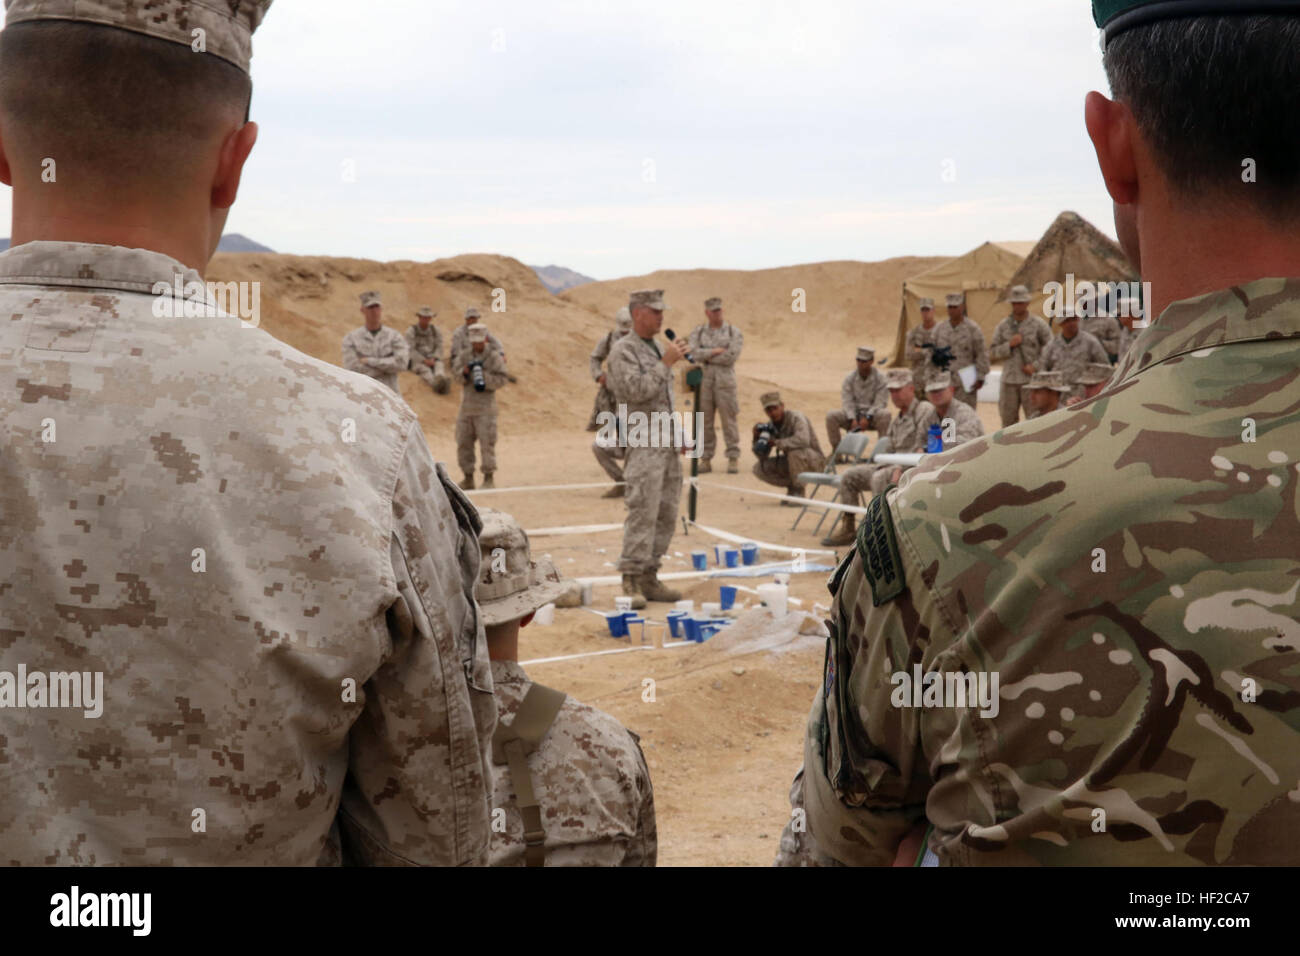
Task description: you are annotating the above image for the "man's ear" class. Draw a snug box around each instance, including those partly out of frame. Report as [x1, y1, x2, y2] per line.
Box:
[211, 121, 258, 211]
[1085, 91, 1139, 206]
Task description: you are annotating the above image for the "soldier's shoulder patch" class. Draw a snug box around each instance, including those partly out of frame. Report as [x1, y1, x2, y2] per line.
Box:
[826, 546, 855, 598]
[855, 489, 906, 606]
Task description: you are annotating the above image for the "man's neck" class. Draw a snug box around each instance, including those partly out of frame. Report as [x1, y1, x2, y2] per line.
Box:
[708, 320, 724, 330]
[10, 194, 215, 277]
[949, 317, 962, 327]
[933, 402, 950, 418]
[1136, 194, 1300, 319]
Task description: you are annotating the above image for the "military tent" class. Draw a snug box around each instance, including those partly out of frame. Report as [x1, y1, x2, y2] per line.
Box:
[998, 211, 1137, 323]
[889, 240, 1034, 366]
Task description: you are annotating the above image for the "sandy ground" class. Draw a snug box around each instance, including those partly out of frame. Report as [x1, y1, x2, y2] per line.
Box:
[207, 249, 1004, 866]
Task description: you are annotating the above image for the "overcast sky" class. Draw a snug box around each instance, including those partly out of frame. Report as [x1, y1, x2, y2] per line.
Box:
[2, 0, 1116, 279]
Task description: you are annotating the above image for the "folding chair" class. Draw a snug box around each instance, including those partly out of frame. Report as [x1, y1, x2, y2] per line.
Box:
[791, 431, 873, 533]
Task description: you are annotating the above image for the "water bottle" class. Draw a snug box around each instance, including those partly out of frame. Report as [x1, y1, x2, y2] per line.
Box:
[925, 423, 944, 454]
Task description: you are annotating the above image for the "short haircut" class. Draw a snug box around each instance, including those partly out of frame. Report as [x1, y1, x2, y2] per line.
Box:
[1103, 15, 1300, 220]
[0, 20, 252, 183]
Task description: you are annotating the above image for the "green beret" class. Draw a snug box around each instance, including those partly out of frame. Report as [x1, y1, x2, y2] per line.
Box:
[1096, 1, 1300, 40]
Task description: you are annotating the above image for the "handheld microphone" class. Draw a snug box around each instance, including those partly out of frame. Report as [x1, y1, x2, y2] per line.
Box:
[664, 328, 694, 363]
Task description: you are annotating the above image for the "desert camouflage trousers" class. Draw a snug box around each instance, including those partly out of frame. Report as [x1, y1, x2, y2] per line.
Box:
[698, 368, 740, 462]
[618, 446, 682, 574]
[412, 358, 450, 394]
[593, 438, 626, 482]
[587, 385, 617, 432]
[998, 382, 1034, 428]
[838, 462, 893, 504]
[824, 409, 892, 453]
[753, 449, 824, 492]
[457, 407, 498, 476]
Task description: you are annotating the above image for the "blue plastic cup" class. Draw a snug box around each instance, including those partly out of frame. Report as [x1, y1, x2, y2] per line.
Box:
[698, 623, 722, 642]
[742, 543, 759, 565]
[713, 545, 724, 565]
[724, 548, 739, 568]
[607, 613, 628, 638]
[719, 586, 737, 610]
[667, 611, 686, 638]
[682, 617, 701, 642]
[691, 550, 708, 571]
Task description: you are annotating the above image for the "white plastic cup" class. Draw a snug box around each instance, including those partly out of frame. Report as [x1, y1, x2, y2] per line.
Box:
[533, 603, 556, 626]
[675, 599, 695, 613]
[757, 583, 789, 618]
[701, 601, 722, 617]
[615, 596, 633, 612]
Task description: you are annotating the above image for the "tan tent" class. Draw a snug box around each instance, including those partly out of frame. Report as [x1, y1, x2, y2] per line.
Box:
[998, 211, 1137, 323]
[890, 240, 1034, 366]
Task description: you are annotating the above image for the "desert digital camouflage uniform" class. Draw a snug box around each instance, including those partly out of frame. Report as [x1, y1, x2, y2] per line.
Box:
[989, 311, 1053, 427]
[932, 393, 984, 446]
[1087, 313, 1124, 362]
[406, 317, 449, 394]
[488, 661, 657, 866]
[687, 319, 745, 464]
[587, 325, 630, 431]
[343, 323, 409, 393]
[826, 357, 892, 450]
[456, 342, 509, 480]
[753, 403, 827, 493]
[1042, 327, 1110, 401]
[0, 242, 495, 865]
[905, 320, 940, 387]
[798, 277, 1300, 865]
[837, 392, 937, 503]
[607, 331, 682, 575]
[450, 322, 505, 370]
[933, 316, 990, 408]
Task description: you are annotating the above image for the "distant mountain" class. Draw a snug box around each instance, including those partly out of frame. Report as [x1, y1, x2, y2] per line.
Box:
[530, 264, 595, 294]
[0, 233, 274, 253]
[217, 233, 274, 253]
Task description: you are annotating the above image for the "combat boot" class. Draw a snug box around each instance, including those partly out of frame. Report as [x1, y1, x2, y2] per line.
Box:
[726, 459, 739, 474]
[697, 460, 713, 474]
[482, 472, 495, 489]
[461, 473, 475, 490]
[602, 484, 625, 498]
[638, 570, 682, 603]
[780, 486, 805, 507]
[621, 574, 647, 610]
[820, 513, 857, 548]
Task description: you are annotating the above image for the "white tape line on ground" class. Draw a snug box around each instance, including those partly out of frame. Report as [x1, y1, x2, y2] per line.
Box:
[691, 478, 868, 515]
[686, 520, 835, 557]
[521, 644, 656, 666]
[526, 523, 623, 537]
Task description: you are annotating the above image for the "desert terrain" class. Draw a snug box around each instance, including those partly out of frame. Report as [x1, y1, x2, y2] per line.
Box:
[208, 250, 1006, 866]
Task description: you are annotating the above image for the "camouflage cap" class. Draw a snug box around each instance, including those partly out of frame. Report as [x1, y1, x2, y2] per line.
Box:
[416, 306, 436, 319]
[464, 307, 481, 320]
[474, 508, 567, 627]
[760, 390, 782, 408]
[704, 297, 722, 311]
[919, 298, 935, 310]
[1077, 362, 1114, 386]
[467, 323, 489, 343]
[1027, 370, 1071, 393]
[925, 371, 954, 392]
[1092, 0, 1300, 41]
[360, 291, 382, 308]
[629, 289, 667, 311]
[615, 305, 632, 330]
[1008, 284, 1032, 303]
[885, 368, 914, 389]
[4, 0, 274, 74]
[945, 293, 964, 308]
[856, 346, 876, 362]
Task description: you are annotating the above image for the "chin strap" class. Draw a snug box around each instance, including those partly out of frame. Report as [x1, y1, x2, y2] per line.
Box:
[491, 683, 566, 867]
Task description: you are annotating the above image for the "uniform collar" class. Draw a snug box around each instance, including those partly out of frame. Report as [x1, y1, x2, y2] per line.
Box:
[0, 240, 202, 295]
[1116, 278, 1300, 384]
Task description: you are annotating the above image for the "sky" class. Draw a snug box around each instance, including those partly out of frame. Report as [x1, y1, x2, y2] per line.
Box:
[0, 0, 1117, 279]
